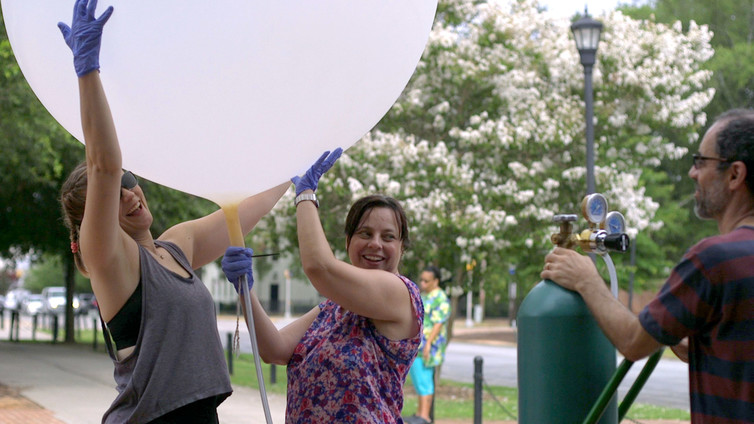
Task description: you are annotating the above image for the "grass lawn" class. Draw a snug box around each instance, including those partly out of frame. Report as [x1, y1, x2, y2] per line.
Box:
[226, 353, 690, 422]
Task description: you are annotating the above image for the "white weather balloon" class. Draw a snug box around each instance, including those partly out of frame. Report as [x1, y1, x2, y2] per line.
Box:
[2, 0, 437, 206]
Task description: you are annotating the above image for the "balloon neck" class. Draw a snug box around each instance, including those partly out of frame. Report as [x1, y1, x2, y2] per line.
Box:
[222, 204, 245, 247]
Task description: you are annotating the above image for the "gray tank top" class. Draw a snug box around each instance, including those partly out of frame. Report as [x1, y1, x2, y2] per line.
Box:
[102, 240, 232, 424]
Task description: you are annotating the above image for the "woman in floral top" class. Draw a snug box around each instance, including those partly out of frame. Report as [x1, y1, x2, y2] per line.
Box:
[222, 150, 423, 423]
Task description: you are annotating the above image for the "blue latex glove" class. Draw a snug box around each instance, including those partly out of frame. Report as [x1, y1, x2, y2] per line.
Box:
[291, 148, 343, 196]
[58, 0, 114, 77]
[221, 247, 255, 294]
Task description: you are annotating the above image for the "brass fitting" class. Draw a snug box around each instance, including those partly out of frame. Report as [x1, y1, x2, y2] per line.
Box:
[551, 214, 578, 248]
[551, 214, 630, 254]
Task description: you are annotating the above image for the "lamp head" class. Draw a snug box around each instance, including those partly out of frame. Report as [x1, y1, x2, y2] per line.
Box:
[570, 8, 603, 66]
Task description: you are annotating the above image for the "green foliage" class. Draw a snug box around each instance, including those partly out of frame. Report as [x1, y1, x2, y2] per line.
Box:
[650, 0, 753, 47]
[0, 11, 83, 260]
[624, 0, 754, 118]
[706, 43, 754, 119]
[616, 4, 655, 20]
[22, 254, 91, 294]
[0, 9, 87, 341]
[618, 0, 745, 291]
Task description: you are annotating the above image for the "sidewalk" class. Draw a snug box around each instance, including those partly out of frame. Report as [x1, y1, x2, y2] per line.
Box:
[0, 341, 286, 424]
[449, 317, 518, 346]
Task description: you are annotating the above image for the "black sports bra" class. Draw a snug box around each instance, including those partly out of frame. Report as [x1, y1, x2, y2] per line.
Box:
[106, 283, 142, 350]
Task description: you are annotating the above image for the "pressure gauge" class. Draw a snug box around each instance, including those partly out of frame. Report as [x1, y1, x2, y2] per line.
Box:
[581, 193, 608, 225]
[605, 211, 626, 235]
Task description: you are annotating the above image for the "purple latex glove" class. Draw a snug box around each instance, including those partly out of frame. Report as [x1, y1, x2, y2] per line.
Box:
[221, 247, 255, 294]
[291, 148, 343, 196]
[58, 0, 114, 77]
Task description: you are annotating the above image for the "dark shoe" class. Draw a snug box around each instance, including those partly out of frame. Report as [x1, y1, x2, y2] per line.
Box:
[404, 416, 431, 424]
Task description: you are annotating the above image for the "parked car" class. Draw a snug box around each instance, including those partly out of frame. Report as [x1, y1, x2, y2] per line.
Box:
[77, 293, 97, 315]
[21, 294, 45, 316]
[41, 286, 79, 315]
[3, 288, 30, 311]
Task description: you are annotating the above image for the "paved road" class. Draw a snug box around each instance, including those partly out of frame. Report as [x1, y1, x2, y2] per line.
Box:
[441, 342, 690, 411]
[216, 316, 691, 411]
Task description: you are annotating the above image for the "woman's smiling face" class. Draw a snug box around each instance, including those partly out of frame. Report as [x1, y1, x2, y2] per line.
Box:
[347, 207, 402, 273]
[118, 172, 153, 235]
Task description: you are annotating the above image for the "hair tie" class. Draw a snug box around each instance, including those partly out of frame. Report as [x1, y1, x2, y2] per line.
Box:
[70, 241, 79, 254]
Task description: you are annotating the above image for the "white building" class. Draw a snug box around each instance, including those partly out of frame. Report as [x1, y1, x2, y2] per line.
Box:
[202, 253, 323, 316]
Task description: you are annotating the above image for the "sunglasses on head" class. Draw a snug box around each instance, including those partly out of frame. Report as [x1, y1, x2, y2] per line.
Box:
[121, 170, 138, 190]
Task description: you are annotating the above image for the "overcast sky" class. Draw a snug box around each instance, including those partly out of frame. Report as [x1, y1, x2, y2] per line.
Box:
[536, 0, 647, 19]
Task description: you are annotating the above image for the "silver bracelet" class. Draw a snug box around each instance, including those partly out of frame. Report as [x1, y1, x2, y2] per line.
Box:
[294, 193, 319, 208]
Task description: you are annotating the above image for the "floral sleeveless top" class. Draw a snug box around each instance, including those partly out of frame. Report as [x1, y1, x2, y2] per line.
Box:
[286, 274, 423, 423]
[420, 287, 451, 368]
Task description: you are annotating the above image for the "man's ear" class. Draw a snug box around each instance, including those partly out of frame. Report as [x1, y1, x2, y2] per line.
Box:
[728, 161, 748, 191]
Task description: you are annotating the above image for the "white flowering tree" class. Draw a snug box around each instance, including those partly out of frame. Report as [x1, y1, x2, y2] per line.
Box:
[255, 0, 714, 316]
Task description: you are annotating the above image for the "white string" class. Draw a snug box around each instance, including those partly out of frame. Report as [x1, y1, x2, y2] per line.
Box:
[239, 274, 274, 423]
[234, 299, 241, 358]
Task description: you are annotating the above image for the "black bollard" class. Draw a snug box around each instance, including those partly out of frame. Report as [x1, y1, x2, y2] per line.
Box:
[430, 368, 439, 422]
[270, 364, 276, 384]
[52, 314, 59, 344]
[9, 311, 18, 341]
[7, 311, 14, 341]
[16, 311, 21, 341]
[12, 311, 21, 342]
[226, 332, 234, 375]
[32, 315, 38, 341]
[93, 318, 98, 351]
[474, 356, 483, 424]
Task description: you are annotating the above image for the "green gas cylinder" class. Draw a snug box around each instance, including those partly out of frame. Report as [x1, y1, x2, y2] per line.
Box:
[517, 279, 617, 424]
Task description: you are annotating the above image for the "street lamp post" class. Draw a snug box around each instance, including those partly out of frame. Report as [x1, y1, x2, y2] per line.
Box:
[571, 9, 603, 195]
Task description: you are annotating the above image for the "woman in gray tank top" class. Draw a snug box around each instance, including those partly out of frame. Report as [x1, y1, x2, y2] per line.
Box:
[57, 1, 290, 422]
